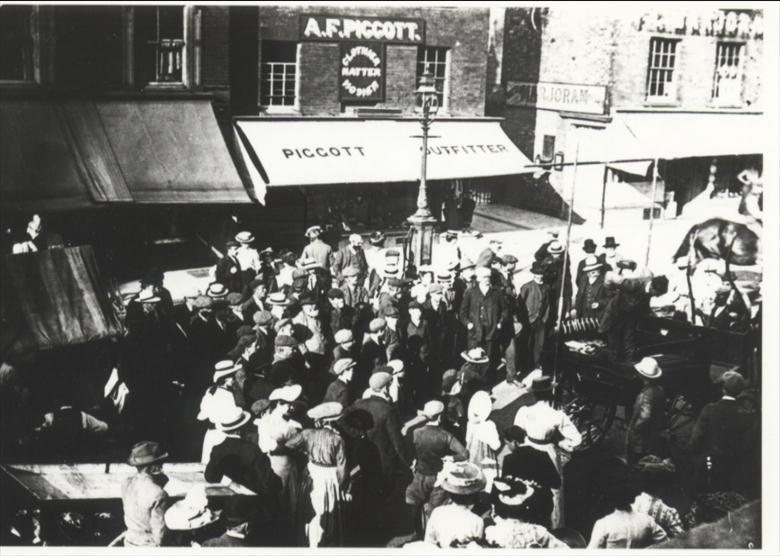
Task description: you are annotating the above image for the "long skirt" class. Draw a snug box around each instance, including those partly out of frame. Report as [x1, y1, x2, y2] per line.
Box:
[526, 441, 569, 529]
[269, 453, 305, 545]
[306, 462, 345, 547]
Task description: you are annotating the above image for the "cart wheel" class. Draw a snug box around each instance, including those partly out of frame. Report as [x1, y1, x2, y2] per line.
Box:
[561, 396, 617, 452]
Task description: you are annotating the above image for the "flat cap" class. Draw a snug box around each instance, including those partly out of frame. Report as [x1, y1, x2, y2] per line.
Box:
[327, 288, 345, 299]
[307, 402, 344, 421]
[333, 358, 356, 376]
[253, 310, 273, 326]
[274, 334, 297, 348]
[369, 372, 392, 391]
[227, 292, 244, 306]
[369, 317, 387, 332]
[269, 384, 302, 402]
[334, 329, 354, 344]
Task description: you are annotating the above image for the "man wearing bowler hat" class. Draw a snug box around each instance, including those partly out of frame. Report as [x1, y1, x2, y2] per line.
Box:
[122, 441, 171, 546]
[598, 236, 623, 272]
[572, 255, 609, 320]
[576, 238, 598, 286]
[215, 241, 244, 294]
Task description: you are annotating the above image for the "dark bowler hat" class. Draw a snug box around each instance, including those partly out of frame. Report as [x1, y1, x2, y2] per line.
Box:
[127, 441, 169, 467]
[530, 261, 545, 275]
[582, 239, 597, 253]
[603, 236, 620, 248]
[530, 375, 555, 393]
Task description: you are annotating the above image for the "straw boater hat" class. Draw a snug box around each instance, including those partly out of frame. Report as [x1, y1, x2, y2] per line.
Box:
[164, 486, 219, 531]
[268, 292, 289, 306]
[547, 240, 564, 255]
[634, 356, 663, 380]
[127, 441, 168, 467]
[206, 283, 229, 299]
[418, 400, 445, 420]
[216, 405, 251, 432]
[461, 347, 489, 364]
[305, 225, 323, 238]
[468, 391, 493, 423]
[582, 255, 604, 273]
[235, 231, 255, 244]
[440, 462, 486, 495]
[307, 402, 344, 422]
[213, 360, 240, 383]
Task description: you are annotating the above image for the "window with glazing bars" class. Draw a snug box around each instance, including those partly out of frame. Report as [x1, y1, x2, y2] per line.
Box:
[646, 38, 679, 100]
[416, 47, 448, 107]
[261, 41, 297, 107]
[712, 42, 744, 105]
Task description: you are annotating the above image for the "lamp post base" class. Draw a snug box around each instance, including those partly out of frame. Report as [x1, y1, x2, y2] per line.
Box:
[407, 212, 437, 272]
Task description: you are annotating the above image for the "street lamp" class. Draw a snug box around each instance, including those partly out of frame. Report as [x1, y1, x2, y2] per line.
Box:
[407, 67, 440, 271]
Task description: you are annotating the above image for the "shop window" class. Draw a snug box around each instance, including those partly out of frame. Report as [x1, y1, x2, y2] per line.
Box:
[260, 41, 298, 110]
[416, 47, 449, 111]
[643, 207, 662, 220]
[541, 135, 556, 161]
[0, 5, 38, 82]
[134, 5, 189, 88]
[712, 42, 745, 106]
[645, 37, 679, 101]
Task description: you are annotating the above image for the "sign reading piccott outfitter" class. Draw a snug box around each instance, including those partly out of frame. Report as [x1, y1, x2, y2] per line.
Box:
[340, 43, 385, 101]
[300, 14, 425, 44]
[505, 81, 609, 116]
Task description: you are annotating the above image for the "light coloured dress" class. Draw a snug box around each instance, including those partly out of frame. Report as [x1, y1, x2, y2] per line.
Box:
[465, 418, 501, 492]
[424, 503, 485, 548]
[587, 509, 667, 549]
[485, 517, 569, 548]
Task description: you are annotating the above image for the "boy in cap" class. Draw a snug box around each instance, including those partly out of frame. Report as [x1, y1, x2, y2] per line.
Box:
[240, 279, 268, 324]
[355, 318, 388, 397]
[331, 328, 358, 367]
[325, 288, 355, 340]
[353, 372, 410, 498]
[323, 358, 355, 407]
[405, 400, 468, 537]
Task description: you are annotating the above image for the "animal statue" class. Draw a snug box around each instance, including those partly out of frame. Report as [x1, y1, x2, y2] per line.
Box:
[673, 169, 762, 269]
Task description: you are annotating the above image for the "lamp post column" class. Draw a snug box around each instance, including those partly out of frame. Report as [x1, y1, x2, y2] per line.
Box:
[407, 95, 438, 272]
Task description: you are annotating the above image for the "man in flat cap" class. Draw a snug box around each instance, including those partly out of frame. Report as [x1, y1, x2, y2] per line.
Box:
[240, 279, 268, 324]
[325, 288, 355, 342]
[356, 318, 388, 399]
[269, 335, 304, 388]
[690, 370, 756, 492]
[354, 372, 410, 499]
[332, 234, 368, 287]
[323, 358, 356, 407]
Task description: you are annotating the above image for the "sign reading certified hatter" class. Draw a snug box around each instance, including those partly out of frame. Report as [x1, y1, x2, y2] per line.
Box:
[300, 14, 425, 44]
[506, 81, 608, 116]
[340, 43, 385, 101]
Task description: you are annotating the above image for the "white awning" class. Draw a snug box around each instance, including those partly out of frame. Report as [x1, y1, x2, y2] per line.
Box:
[234, 118, 533, 203]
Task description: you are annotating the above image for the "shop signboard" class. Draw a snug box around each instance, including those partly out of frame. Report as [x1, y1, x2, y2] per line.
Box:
[339, 43, 385, 102]
[506, 81, 609, 116]
[300, 14, 425, 44]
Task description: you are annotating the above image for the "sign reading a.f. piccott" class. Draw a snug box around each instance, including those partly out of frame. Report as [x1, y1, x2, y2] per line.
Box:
[506, 81, 609, 116]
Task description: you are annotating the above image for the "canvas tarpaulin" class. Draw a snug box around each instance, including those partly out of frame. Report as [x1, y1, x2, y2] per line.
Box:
[1, 246, 122, 355]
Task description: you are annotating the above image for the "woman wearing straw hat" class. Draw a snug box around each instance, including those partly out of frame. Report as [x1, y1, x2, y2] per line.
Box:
[163, 486, 224, 546]
[424, 461, 486, 547]
[205, 405, 282, 543]
[121, 441, 170, 547]
[285, 402, 348, 547]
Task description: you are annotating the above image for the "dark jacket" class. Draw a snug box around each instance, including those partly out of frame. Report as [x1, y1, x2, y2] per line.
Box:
[627, 383, 667, 459]
[353, 395, 410, 482]
[323, 378, 351, 407]
[215, 256, 244, 293]
[574, 273, 610, 319]
[689, 397, 752, 458]
[459, 285, 508, 346]
[412, 423, 468, 476]
[502, 446, 561, 490]
[332, 246, 368, 284]
[518, 281, 550, 325]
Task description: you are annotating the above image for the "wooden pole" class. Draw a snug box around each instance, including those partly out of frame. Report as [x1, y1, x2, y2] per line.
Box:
[553, 133, 580, 392]
[644, 158, 659, 267]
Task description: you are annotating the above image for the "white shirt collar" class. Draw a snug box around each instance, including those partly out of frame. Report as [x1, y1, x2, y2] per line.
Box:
[722, 395, 736, 401]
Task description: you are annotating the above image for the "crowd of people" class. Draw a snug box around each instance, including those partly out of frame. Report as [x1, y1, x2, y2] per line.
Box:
[1, 221, 761, 548]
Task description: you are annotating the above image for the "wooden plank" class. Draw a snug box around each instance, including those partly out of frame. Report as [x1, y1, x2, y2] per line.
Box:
[1, 463, 246, 503]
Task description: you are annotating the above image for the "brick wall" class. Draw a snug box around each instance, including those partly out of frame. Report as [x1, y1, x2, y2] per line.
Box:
[200, 6, 230, 89]
[254, 6, 489, 116]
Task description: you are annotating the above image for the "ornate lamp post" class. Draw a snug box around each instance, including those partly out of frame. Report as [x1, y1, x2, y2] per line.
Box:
[407, 68, 439, 271]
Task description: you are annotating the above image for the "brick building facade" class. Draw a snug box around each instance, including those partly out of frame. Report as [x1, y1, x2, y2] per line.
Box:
[488, 6, 764, 226]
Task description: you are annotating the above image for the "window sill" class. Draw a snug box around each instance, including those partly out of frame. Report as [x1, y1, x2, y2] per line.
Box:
[709, 101, 745, 109]
[644, 98, 680, 108]
[143, 82, 189, 92]
[260, 106, 300, 115]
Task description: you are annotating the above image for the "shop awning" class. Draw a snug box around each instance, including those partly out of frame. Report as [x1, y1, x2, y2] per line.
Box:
[0, 101, 95, 211]
[1, 99, 250, 209]
[234, 118, 534, 203]
[1, 246, 122, 355]
[91, 99, 248, 203]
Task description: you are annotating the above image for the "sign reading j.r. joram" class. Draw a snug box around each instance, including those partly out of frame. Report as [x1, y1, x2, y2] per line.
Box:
[340, 43, 385, 101]
[300, 14, 425, 44]
[506, 81, 608, 116]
